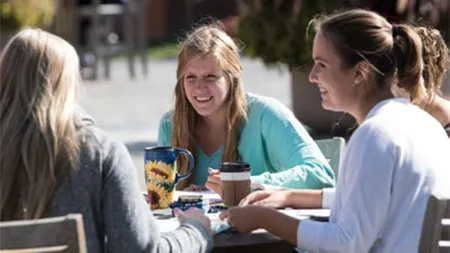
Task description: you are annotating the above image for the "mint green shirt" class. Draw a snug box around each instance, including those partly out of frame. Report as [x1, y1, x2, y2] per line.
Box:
[157, 93, 335, 189]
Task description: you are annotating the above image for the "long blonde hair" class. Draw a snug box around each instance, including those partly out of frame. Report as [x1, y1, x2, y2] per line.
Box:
[0, 28, 80, 220]
[415, 26, 450, 108]
[171, 25, 247, 189]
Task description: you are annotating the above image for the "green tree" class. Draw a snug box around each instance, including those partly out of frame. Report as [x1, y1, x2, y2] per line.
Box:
[0, 0, 57, 31]
[236, 0, 449, 70]
[235, 0, 351, 69]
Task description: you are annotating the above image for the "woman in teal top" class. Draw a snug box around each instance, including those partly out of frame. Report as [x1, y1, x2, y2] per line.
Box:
[157, 24, 334, 193]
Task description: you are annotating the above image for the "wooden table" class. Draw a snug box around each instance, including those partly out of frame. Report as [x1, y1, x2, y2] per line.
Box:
[152, 191, 329, 252]
[212, 229, 295, 253]
[211, 207, 330, 252]
[154, 208, 296, 253]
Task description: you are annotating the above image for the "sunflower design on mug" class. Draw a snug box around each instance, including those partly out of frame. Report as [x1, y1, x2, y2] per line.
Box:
[145, 161, 176, 183]
[144, 146, 194, 210]
[147, 183, 172, 209]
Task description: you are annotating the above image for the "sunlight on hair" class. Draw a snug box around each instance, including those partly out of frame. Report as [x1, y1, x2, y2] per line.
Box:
[171, 24, 248, 189]
[0, 28, 81, 220]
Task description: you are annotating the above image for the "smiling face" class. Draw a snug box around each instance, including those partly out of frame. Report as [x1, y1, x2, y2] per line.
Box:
[182, 54, 230, 117]
[308, 31, 359, 112]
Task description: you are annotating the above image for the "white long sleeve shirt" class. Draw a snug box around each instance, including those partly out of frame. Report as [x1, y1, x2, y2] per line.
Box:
[297, 98, 450, 253]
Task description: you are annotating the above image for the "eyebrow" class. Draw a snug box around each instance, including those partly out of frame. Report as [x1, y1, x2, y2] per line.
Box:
[313, 56, 327, 63]
[184, 72, 221, 77]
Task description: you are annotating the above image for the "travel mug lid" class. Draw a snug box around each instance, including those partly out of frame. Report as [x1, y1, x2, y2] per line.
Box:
[219, 162, 250, 173]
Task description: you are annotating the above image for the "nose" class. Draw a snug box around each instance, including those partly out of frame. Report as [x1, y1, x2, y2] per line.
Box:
[191, 78, 208, 90]
[308, 66, 319, 84]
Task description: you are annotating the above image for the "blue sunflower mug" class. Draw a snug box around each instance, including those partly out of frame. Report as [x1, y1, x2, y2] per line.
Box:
[144, 146, 194, 209]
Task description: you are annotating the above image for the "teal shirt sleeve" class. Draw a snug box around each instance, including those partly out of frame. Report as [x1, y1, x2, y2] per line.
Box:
[250, 100, 335, 189]
[157, 112, 171, 146]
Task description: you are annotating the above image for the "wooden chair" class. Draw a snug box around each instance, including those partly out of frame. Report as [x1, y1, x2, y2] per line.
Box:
[79, 0, 149, 80]
[314, 137, 346, 179]
[0, 214, 87, 253]
[52, 0, 149, 80]
[418, 192, 450, 253]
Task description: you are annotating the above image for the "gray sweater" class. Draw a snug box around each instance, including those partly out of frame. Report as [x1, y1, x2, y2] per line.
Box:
[48, 111, 212, 253]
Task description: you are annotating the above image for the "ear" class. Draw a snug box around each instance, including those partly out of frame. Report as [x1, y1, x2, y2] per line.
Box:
[354, 61, 371, 85]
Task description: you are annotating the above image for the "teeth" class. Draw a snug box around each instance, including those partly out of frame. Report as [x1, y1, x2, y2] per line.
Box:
[195, 96, 212, 102]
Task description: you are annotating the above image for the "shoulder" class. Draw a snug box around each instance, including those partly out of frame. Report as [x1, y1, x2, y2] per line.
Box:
[350, 120, 392, 148]
[346, 100, 416, 160]
[77, 120, 129, 169]
[158, 111, 174, 136]
[361, 98, 444, 143]
[160, 110, 173, 122]
[345, 121, 402, 174]
[246, 92, 294, 120]
[351, 101, 408, 149]
[75, 109, 120, 156]
[159, 111, 173, 127]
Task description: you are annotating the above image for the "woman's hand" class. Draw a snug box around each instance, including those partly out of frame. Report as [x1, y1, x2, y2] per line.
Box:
[205, 168, 223, 197]
[240, 189, 324, 209]
[184, 184, 208, 192]
[219, 206, 270, 233]
[239, 190, 291, 208]
[174, 208, 213, 236]
[220, 206, 300, 245]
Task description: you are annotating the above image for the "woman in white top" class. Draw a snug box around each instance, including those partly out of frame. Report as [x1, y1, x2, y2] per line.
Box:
[237, 26, 450, 209]
[219, 9, 450, 253]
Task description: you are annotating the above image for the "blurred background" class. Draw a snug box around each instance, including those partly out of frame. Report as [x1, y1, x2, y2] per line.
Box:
[1, 0, 449, 189]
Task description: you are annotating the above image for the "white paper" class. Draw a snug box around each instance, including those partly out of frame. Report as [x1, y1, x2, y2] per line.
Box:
[280, 209, 330, 219]
[157, 213, 227, 233]
[174, 190, 222, 200]
[251, 183, 289, 191]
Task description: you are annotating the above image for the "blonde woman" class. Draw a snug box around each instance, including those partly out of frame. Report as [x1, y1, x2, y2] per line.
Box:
[157, 25, 335, 194]
[0, 28, 212, 253]
[394, 26, 450, 137]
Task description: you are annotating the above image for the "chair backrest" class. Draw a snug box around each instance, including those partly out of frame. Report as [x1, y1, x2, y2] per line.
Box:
[0, 214, 87, 253]
[314, 137, 346, 179]
[418, 192, 450, 253]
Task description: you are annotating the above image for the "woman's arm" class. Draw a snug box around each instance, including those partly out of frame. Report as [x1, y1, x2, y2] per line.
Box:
[101, 138, 212, 253]
[240, 187, 336, 209]
[220, 206, 300, 245]
[228, 128, 396, 252]
[251, 100, 335, 189]
[239, 189, 324, 209]
[261, 209, 300, 245]
[296, 128, 396, 253]
[281, 189, 324, 208]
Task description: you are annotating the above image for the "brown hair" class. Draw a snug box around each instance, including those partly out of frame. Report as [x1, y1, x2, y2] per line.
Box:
[310, 9, 424, 102]
[171, 24, 247, 189]
[415, 26, 450, 106]
[0, 28, 80, 220]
